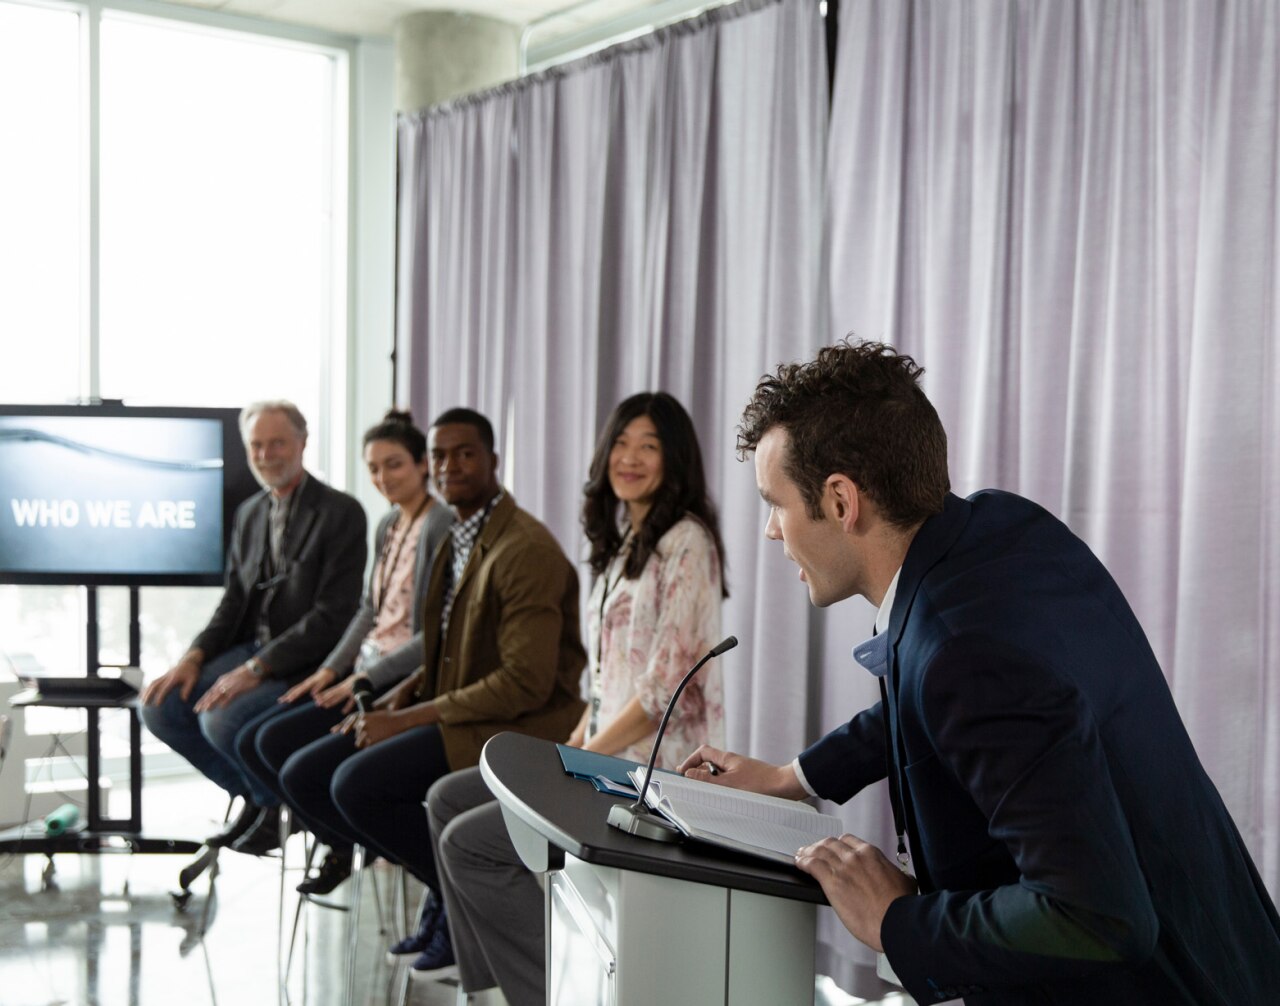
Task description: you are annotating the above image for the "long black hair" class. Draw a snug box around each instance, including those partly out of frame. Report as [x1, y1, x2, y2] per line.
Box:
[582, 392, 727, 597]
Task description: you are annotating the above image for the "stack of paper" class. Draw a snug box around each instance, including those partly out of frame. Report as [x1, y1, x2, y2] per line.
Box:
[630, 770, 845, 866]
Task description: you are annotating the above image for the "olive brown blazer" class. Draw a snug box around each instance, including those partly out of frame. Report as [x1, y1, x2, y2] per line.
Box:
[412, 492, 587, 769]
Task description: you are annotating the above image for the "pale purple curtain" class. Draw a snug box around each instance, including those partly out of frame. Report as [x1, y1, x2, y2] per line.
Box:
[826, 0, 1279, 944]
[397, 0, 1279, 993]
[396, 0, 829, 772]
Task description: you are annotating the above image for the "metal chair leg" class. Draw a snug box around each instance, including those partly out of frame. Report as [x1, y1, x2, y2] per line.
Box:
[371, 860, 389, 936]
[172, 795, 234, 916]
[343, 842, 368, 1006]
[282, 827, 320, 987]
[277, 804, 290, 984]
[196, 846, 220, 936]
[392, 883, 431, 1006]
[395, 865, 411, 940]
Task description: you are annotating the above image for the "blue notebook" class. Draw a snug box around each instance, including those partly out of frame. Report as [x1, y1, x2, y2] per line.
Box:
[556, 744, 680, 796]
[556, 744, 643, 787]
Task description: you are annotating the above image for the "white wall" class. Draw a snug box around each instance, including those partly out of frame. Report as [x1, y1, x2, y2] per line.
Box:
[345, 36, 399, 522]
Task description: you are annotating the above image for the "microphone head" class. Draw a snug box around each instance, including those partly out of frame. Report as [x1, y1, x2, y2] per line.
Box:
[351, 676, 374, 699]
[709, 635, 738, 658]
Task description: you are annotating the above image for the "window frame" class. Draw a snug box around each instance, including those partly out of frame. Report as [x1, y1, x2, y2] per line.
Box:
[0, 0, 391, 796]
[2, 0, 357, 479]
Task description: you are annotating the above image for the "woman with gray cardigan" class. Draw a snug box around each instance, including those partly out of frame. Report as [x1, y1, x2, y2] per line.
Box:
[237, 410, 453, 889]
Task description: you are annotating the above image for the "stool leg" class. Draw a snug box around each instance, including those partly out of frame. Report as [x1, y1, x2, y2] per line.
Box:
[371, 861, 388, 936]
[394, 884, 431, 1006]
[396, 865, 411, 940]
[277, 805, 290, 984]
[343, 842, 367, 1006]
[196, 847, 220, 937]
[284, 830, 318, 987]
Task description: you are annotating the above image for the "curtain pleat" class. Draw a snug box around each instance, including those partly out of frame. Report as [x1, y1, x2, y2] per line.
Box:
[828, 0, 1280, 910]
[395, 0, 829, 799]
[396, 0, 1278, 989]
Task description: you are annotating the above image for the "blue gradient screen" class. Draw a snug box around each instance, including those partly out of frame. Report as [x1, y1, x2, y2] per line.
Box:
[0, 415, 226, 578]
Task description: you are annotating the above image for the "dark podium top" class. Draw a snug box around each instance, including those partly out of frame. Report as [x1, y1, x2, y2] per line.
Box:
[479, 731, 827, 905]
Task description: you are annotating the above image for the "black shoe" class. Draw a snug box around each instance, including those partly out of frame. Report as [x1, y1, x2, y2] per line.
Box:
[408, 923, 456, 980]
[388, 892, 443, 957]
[296, 850, 353, 896]
[229, 805, 283, 856]
[205, 799, 262, 849]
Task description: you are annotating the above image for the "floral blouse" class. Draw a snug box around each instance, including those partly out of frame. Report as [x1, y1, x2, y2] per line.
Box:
[365, 507, 426, 658]
[586, 515, 725, 768]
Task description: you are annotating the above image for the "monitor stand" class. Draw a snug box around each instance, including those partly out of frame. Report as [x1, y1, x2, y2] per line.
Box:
[0, 586, 202, 871]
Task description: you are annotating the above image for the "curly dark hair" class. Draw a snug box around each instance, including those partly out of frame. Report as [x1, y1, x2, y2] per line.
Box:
[362, 409, 427, 462]
[582, 392, 728, 597]
[737, 340, 949, 527]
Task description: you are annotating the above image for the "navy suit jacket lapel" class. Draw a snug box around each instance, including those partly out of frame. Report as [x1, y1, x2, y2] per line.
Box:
[887, 492, 971, 652]
[883, 492, 971, 892]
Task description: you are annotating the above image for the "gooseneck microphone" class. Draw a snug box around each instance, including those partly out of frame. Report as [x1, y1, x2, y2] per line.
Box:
[607, 635, 738, 842]
[351, 676, 375, 714]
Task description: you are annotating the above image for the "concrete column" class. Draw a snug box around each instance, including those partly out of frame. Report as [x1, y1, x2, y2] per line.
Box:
[394, 11, 521, 113]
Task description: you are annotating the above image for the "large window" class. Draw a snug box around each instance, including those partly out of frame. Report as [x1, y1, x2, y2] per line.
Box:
[99, 13, 344, 428]
[0, 2, 83, 401]
[0, 0, 346, 434]
[0, 0, 351, 800]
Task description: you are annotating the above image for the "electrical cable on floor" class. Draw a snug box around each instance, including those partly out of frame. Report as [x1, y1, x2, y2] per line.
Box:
[0, 730, 88, 868]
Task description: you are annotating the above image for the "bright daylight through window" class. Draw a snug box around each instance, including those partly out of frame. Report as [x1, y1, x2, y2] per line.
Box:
[0, 0, 348, 794]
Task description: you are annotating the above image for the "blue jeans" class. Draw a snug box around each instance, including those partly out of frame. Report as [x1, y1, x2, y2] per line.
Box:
[246, 699, 347, 845]
[140, 642, 290, 805]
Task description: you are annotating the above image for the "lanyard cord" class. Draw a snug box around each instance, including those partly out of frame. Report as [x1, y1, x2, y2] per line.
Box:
[878, 670, 912, 872]
[374, 493, 431, 613]
[589, 528, 634, 733]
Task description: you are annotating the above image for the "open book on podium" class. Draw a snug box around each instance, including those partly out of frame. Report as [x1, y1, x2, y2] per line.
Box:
[629, 768, 845, 866]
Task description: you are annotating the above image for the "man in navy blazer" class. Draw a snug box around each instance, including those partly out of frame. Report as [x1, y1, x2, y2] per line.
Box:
[681, 342, 1280, 1004]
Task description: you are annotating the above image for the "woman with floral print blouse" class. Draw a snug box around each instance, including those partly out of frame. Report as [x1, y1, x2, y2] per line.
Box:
[568, 390, 727, 766]
[416, 393, 729, 998]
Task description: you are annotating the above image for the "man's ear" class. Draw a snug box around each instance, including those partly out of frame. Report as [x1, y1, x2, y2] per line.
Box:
[824, 474, 860, 532]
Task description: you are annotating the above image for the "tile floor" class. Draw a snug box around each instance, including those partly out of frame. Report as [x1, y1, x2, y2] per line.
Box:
[0, 774, 913, 1006]
[0, 775, 460, 1006]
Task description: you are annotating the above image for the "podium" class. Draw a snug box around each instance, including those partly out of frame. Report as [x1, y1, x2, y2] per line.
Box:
[479, 732, 827, 1005]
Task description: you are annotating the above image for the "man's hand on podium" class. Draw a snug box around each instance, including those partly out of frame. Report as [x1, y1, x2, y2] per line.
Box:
[676, 744, 809, 800]
[794, 834, 917, 952]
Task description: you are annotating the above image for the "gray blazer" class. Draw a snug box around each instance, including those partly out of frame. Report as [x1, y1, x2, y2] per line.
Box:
[192, 473, 367, 680]
[320, 498, 453, 691]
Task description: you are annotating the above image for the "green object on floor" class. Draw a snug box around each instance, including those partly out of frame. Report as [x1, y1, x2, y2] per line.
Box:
[44, 803, 80, 837]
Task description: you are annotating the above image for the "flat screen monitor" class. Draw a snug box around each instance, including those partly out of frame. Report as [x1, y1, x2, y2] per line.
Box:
[0, 404, 257, 586]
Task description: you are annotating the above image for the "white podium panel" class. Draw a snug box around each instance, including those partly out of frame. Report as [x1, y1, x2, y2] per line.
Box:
[484, 735, 827, 1006]
[548, 853, 815, 1006]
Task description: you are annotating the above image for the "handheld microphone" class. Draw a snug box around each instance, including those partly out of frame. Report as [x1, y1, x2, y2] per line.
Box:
[607, 634, 738, 842]
[351, 676, 375, 714]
